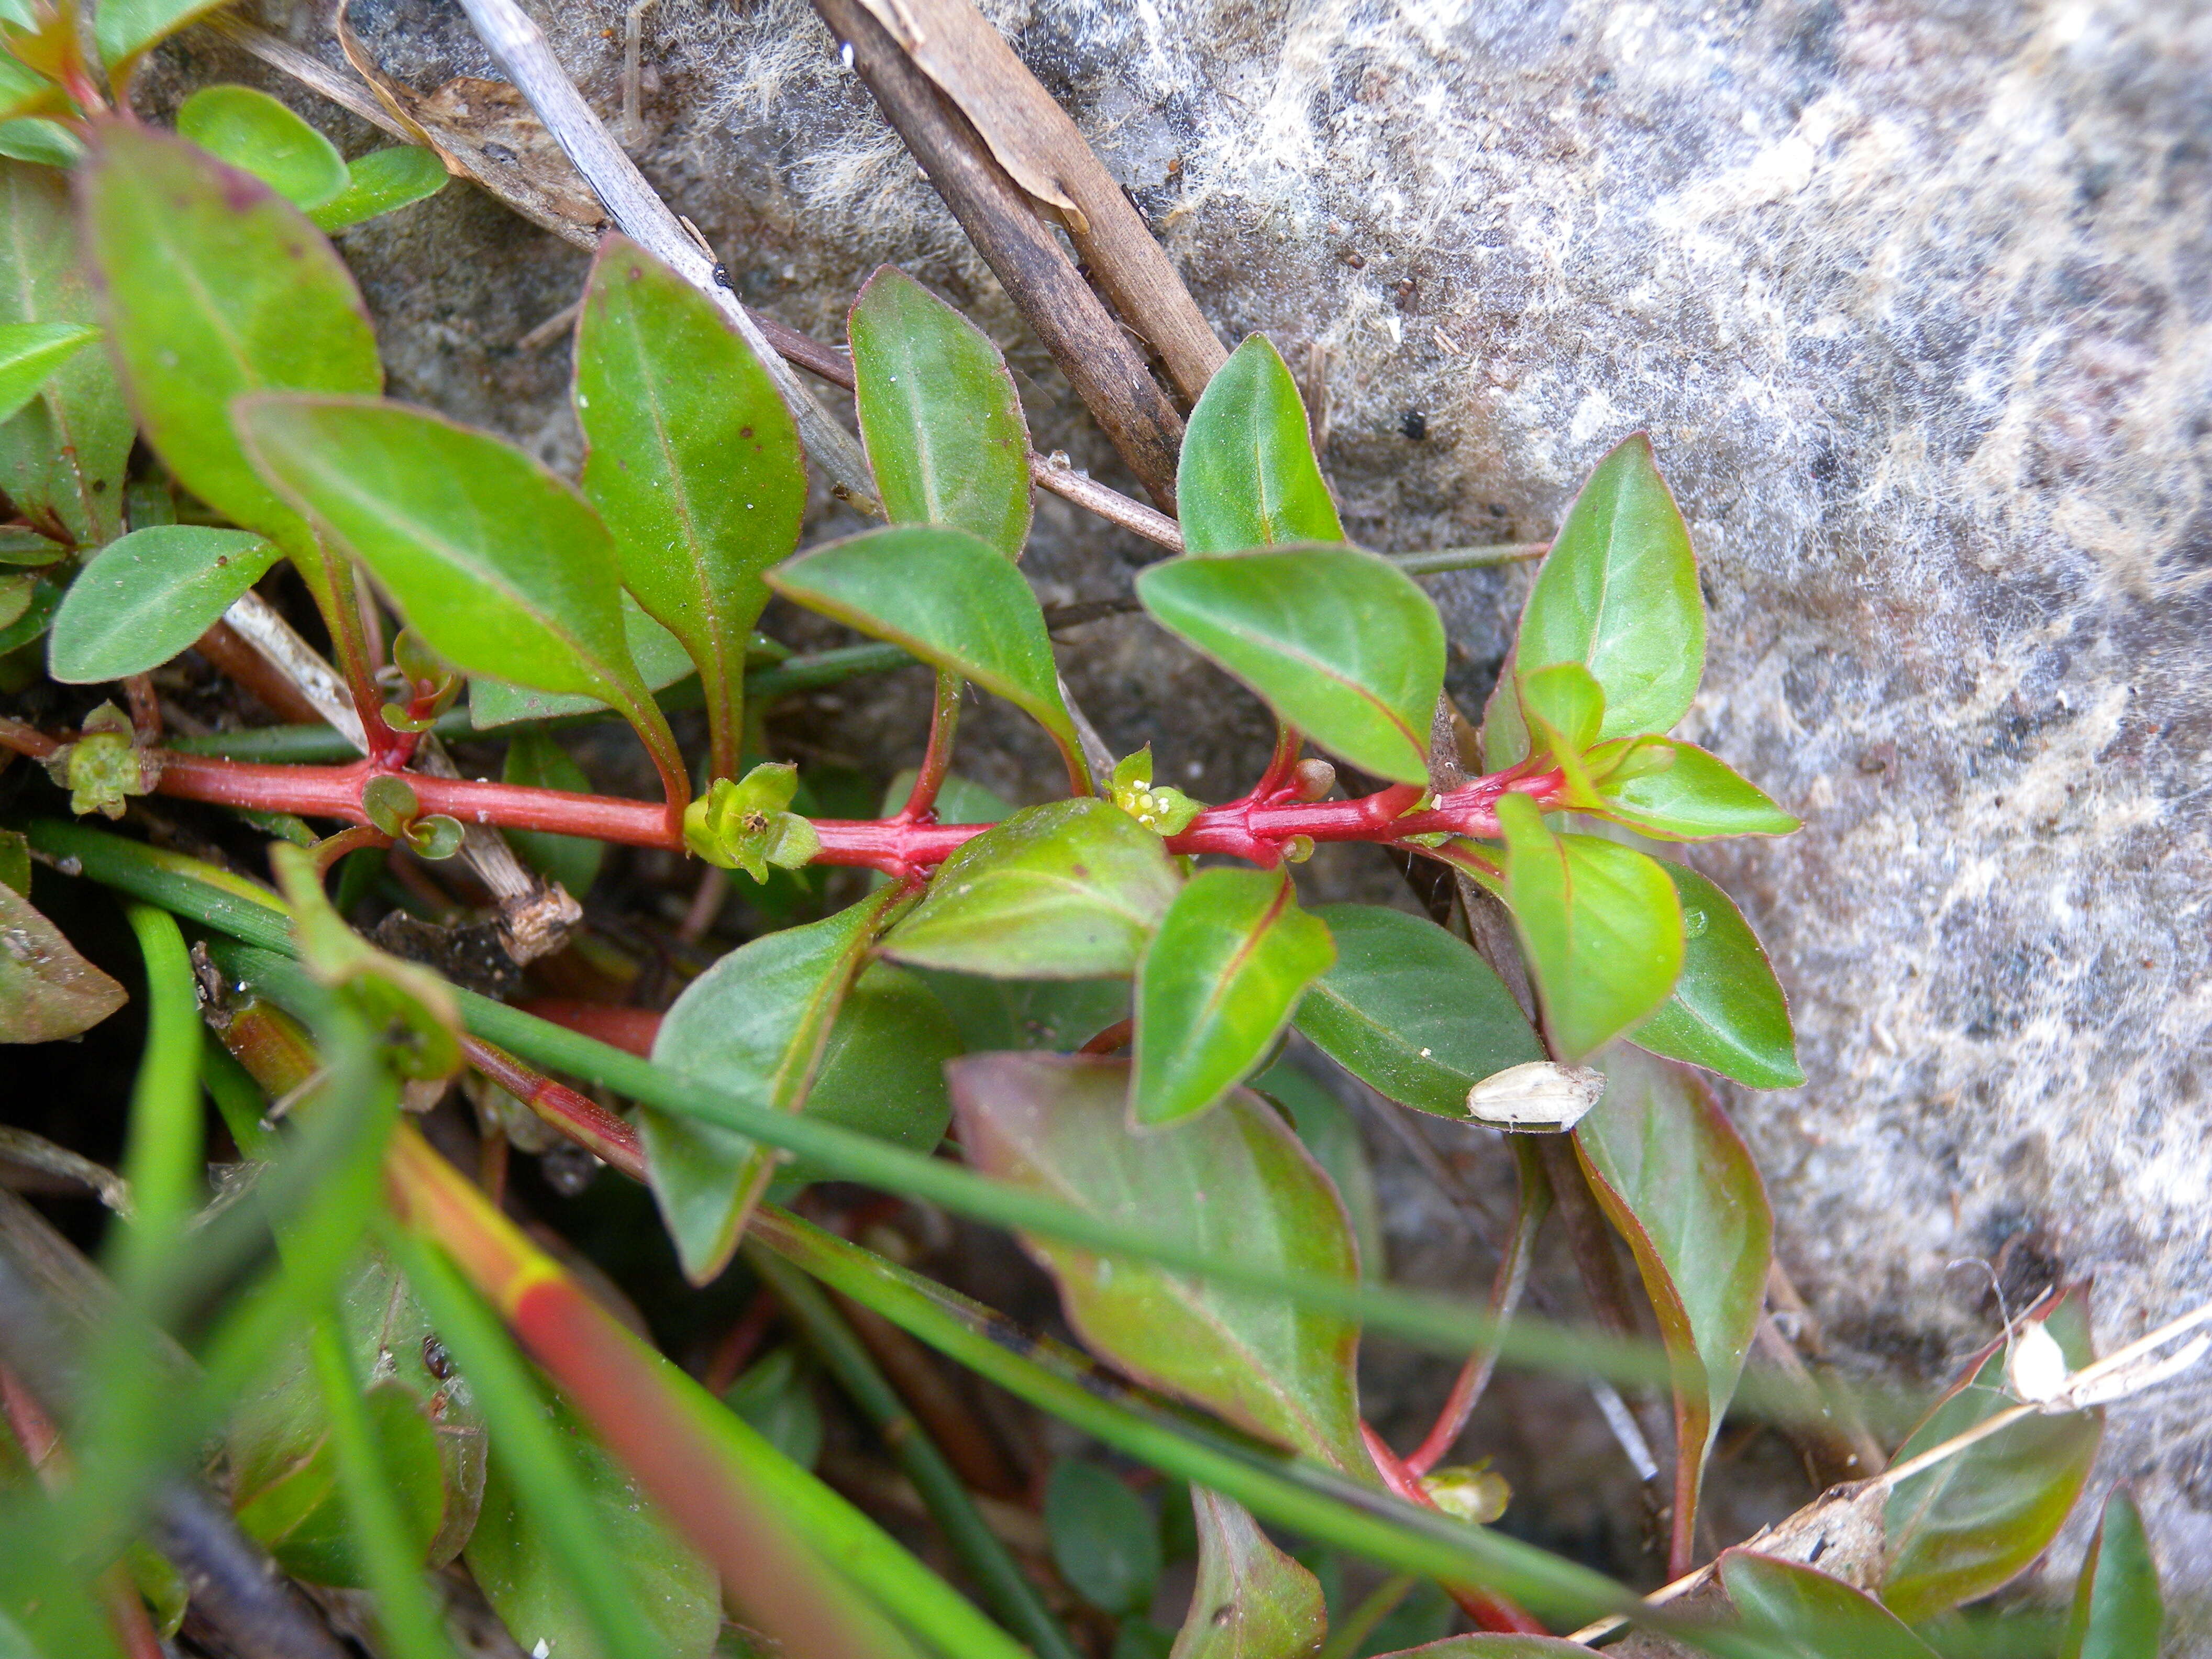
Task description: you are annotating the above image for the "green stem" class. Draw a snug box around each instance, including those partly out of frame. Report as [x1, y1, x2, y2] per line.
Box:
[747, 1246, 1083, 1659]
[200, 1031, 276, 1159]
[1387, 543, 1548, 576]
[1313, 1572, 1415, 1659]
[306, 1310, 464, 1659]
[747, 1207, 1646, 1636]
[114, 905, 203, 1274]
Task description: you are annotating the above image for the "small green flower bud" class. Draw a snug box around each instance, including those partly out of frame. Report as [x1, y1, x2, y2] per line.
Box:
[44, 704, 156, 820]
[1420, 1463, 1510, 1525]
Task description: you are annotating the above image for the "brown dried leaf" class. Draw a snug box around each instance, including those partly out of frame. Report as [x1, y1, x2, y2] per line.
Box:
[335, 7, 604, 244]
[0, 881, 127, 1043]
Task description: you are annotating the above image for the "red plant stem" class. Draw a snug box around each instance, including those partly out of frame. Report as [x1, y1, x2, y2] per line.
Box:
[311, 824, 392, 875]
[1254, 724, 1302, 798]
[126, 744, 1569, 876]
[1361, 1423, 1549, 1636]
[900, 669, 964, 821]
[459, 1036, 647, 1181]
[1404, 1141, 1551, 1477]
[0, 717, 60, 761]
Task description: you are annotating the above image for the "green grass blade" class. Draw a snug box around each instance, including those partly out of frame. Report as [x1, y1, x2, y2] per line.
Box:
[389, 1234, 671, 1659]
[747, 1245, 1084, 1659]
[307, 1310, 464, 1659]
[115, 903, 204, 1277]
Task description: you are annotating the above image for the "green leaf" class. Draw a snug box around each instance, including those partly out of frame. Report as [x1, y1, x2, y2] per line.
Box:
[0, 319, 95, 423]
[1496, 792, 1683, 1059]
[227, 1246, 486, 1583]
[465, 1400, 720, 1659]
[1881, 1297, 2103, 1624]
[0, 53, 53, 125]
[176, 85, 348, 209]
[1594, 739, 1800, 840]
[2, 159, 133, 546]
[0, 828, 28, 894]
[1169, 1488, 1326, 1659]
[307, 145, 447, 231]
[46, 526, 278, 682]
[1253, 1058, 1384, 1275]
[0, 879, 127, 1040]
[1045, 1459, 1160, 1616]
[911, 968, 1127, 1053]
[94, 0, 236, 72]
[1135, 546, 1443, 784]
[235, 394, 672, 758]
[1509, 434, 1704, 750]
[500, 727, 604, 900]
[951, 1052, 1368, 1473]
[849, 264, 1031, 560]
[469, 592, 698, 729]
[578, 236, 805, 774]
[884, 798, 1183, 979]
[79, 124, 380, 569]
[0, 528, 63, 566]
[1629, 864, 1803, 1088]
[231, 1378, 446, 1585]
[768, 523, 1085, 786]
[1178, 335, 1343, 555]
[644, 891, 900, 1280]
[0, 568, 29, 628]
[1720, 1552, 1940, 1658]
[0, 569, 56, 651]
[0, 117, 81, 168]
[1573, 1046, 1771, 1565]
[1292, 903, 1543, 1116]
[1517, 661, 1605, 756]
[2062, 1488, 2162, 1659]
[1131, 868, 1333, 1127]
[722, 1347, 824, 1473]
[768, 960, 963, 1192]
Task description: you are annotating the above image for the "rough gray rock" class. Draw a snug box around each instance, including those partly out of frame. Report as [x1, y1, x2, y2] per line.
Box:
[184, 0, 2211, 1622]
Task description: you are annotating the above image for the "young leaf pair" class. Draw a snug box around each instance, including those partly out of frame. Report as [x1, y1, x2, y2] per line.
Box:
[1144, 333, 1444, 787]
[1463, 435, 1806, 1081]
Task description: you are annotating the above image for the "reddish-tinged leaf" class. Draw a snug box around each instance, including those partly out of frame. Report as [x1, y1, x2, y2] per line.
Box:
[1881, 1295, 2103, 1624]
[1169, 1489, 1325, 1659]
[1721, 1551, 1940, 1658]
[950, 1052, 1368, 1474]
[1, 160, 132, 547]
[0, 880, 127, 1041]
[1573, 1047, 1771, 1573]
[2062, 1487, 2162, 1659]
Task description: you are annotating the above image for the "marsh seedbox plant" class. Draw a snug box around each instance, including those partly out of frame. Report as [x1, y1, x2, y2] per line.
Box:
[0, 77, 2156, 1659]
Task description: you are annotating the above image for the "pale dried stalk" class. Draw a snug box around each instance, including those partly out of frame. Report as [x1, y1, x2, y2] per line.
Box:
[218, 594, 580, 962]
[452, 0, 880, 513]
[1563, 1295, 2212, 1645]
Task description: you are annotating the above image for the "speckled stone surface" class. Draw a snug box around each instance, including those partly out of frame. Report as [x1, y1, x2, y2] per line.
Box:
[180, 0, 2211, 1618]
